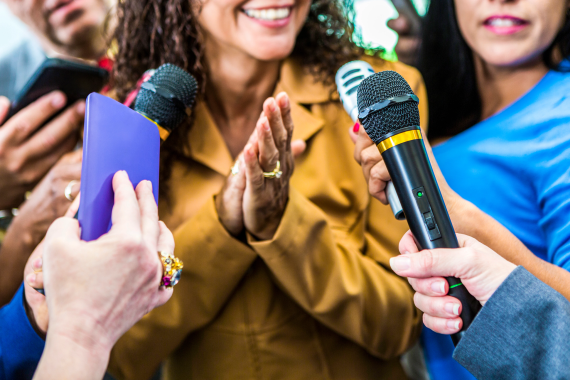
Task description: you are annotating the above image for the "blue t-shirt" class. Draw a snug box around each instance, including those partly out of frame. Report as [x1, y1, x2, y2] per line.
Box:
[0, 284, 45, 379]
[423, 67, 570, 380]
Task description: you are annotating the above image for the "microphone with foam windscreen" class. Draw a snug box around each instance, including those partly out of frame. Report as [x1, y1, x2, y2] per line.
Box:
[134, 63, 198, 143]
[357, 71, 481, 345]
[336, 61, 404, 220]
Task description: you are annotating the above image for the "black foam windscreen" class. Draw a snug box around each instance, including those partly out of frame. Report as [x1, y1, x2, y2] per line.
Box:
[357, 70, 420, 145]
[134, 63, 198, 133]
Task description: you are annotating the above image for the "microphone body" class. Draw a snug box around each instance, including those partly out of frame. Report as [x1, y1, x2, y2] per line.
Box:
[379, 127, 481, 344]
[357, 71, 480, 345]
[336, 61, 405, 220]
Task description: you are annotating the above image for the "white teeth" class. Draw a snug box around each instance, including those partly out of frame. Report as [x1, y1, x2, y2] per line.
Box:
[488, 18, 517, 27]
[244, 7, 291, 21]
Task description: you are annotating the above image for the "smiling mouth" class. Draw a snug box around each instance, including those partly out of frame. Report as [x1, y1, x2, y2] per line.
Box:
[243, 7, 292, 21]
[45, 0, 74, 17]
[484, 16, 529, 28]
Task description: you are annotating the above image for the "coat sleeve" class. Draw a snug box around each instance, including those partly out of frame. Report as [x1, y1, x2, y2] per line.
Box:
[0, 284, 45, 380]
[109, 196, 257, 380]
[453, 266, 570, 380]
[249, 187, 422, 360]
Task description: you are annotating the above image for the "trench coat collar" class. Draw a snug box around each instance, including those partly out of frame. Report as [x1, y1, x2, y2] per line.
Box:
[186, 58, 328, 176]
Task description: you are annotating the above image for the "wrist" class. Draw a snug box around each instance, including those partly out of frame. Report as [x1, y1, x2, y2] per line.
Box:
[448, 196, 476, 235]
[36, 329, 110, 380]
[48, 316, 115, 357]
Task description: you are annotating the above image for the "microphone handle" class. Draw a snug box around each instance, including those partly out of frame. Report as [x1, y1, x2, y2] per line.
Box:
[379, 127, 481, 345]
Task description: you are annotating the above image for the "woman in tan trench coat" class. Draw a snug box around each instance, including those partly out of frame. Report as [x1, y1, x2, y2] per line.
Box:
[107, 0, 426, 379]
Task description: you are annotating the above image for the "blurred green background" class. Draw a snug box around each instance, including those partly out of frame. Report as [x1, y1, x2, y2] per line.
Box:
[353, 0, 428, 61]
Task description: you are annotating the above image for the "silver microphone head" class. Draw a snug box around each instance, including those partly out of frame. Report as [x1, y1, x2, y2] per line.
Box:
[335, 61, 375, 122]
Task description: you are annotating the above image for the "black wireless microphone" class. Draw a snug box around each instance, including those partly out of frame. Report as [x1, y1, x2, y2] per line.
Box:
[357, 71, 481, 345]
[134, 63, 198, 143]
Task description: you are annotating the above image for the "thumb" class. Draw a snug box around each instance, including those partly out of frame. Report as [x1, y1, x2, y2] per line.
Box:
[390, 247, 472, 279]
[398, 230, 420, 255]
[291, 139, 306, 158]
[45, 217, 81, 245]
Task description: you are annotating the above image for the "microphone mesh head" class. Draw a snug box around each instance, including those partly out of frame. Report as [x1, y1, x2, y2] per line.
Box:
[134, 63, 198, 132]
[357, 70, 420, 145]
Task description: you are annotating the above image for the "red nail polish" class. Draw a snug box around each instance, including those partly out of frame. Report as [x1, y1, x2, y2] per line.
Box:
[353, 122, 360, 133]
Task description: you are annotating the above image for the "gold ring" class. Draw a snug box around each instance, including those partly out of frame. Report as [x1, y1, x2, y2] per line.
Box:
[64, 180, 79, 201]
[159, 251, 183, 288]
[263, 160, 282, 179]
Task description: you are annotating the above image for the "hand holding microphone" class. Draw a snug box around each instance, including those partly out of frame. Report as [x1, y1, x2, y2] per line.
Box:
[336, 61, 405, 220]
[356, 70, 481, 343]
[392, 231, 516, 334]
[352, 123, 463, 227]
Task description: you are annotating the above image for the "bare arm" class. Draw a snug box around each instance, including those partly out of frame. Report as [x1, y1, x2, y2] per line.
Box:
[452, 200, 570, 300]
[352, 126, 570, 301]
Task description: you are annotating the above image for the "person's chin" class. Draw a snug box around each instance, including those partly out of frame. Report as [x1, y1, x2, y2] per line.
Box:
[480, 47, 544, 68]
[246, 38, 296, 62]
[56, 24, 98, 48]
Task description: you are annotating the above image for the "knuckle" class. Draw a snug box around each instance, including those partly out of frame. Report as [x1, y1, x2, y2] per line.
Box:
[251, 174, 264, 188]
[118, 235, 145, 255]
[6, 157, 24, 175]
[360, 149, 376, 167]
[14, 121, 31, 135]
[278, 136, 288, 150]
[39, 134, 58, 151]
[20, 170, 39, 186]
[419, 250, 436, 272]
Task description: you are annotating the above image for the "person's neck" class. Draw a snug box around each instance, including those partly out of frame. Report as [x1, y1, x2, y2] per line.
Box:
[204, 38, 281, 158]
[475, 56, 549, 121]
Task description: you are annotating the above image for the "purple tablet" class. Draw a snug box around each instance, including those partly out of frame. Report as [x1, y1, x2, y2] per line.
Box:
[79, 93, 160, 241]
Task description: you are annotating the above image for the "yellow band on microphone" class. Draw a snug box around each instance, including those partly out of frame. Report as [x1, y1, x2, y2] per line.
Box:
[142, 114, 171, 141]
[377, 129, 423, 154]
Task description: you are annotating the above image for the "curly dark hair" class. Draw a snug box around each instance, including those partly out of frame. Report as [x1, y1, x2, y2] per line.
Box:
[111, 0, 376, 198]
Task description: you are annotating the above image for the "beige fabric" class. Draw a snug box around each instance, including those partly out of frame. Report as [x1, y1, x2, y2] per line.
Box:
[109, 57, 428, 380]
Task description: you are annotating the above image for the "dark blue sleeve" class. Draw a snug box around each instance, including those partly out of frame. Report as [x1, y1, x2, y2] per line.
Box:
[453, 266, 570, 380]
[0, 284, 45, 380]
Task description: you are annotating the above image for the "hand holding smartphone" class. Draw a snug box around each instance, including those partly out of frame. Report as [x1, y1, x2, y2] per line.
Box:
[6, 58, 108, 121]
[0, 58, 108, 210]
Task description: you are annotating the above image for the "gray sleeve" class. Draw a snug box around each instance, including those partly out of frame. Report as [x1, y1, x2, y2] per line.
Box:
[453, 266, 570, 380]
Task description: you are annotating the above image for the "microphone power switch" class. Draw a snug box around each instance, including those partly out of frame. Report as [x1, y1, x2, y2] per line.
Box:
[423, 212, 436, 230]
[413, 187, 442, 241]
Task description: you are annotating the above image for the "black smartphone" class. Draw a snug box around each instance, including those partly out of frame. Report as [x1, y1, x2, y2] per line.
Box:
[6, 57, 109, 121]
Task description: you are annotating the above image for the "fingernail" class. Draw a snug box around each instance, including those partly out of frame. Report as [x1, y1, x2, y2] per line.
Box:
[279, 94, 289, 108]
[146, 180, 153, 191]
[245, 143, 252, 155]
[264, 120, 270, 131]
[76, 101, 85, 114]
[119, 170, 129, 180]
[268, 99, 276, 112]
[431, 281, 446, 294]
[390, 256, 410, 272]
[403, 251, 411, 255]
[32, 257, 43, 271]
[52, 92, 66, 108]
[353, 122, 360, 133]
[445, 303, 460, 316]
[447, 320, 460, 330]
[26, 273, 36, 285]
